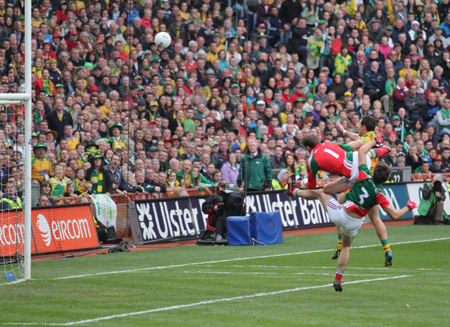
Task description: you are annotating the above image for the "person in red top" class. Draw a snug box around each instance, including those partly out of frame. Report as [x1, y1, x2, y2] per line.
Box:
[55, 1, 68, 24]
[42, 42, 57, 60]
[66, 30, 79, 51]
[392, 77, 409, 110]
[289, 83, 306, 105]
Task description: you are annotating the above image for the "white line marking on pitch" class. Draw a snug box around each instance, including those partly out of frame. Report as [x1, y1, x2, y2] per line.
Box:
[228, 265, 443, 271]
[54, 237, 450, 280]
[4, 275, 411, 326]
[183, 271, 277, 275]
[181, 270, 390, 277]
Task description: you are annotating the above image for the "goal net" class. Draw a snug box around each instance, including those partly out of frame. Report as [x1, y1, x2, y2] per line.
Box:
[0, 105, 26, 283]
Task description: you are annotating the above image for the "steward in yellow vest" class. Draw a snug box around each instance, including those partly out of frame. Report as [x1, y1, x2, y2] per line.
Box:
[0, 182, 22, 210]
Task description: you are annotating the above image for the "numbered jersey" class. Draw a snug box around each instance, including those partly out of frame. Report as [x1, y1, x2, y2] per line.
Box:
[343, 165, 390, 217]
[306, 142, 354, 189]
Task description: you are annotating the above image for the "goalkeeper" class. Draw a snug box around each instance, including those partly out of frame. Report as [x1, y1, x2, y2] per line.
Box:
[286, 138, 417, 292]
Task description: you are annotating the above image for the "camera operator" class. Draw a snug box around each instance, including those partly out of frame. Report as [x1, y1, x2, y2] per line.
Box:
[418, 174, 446, 225]
[201, 181, 244, 242]
[201, 181, 228, 242]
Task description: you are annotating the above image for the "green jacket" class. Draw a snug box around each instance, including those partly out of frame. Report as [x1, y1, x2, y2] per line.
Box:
[419, 182, 446, 216]
[237, 151, 272, 191]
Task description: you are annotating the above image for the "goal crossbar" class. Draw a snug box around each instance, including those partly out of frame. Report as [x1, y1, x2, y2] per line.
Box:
[0, 100, 23, 105]
[0, 93, 31, 101]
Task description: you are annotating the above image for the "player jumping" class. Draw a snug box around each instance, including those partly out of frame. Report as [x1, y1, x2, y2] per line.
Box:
[287, 138, 416, 292]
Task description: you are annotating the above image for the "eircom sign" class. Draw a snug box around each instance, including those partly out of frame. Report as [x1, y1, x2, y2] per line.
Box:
[0, 204, 99, 256]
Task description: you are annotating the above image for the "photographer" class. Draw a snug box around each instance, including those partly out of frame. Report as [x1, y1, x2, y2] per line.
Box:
[418, 174, 446, 225]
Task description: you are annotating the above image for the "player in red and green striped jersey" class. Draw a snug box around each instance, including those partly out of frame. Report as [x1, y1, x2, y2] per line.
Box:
[287, 138, 417, 292]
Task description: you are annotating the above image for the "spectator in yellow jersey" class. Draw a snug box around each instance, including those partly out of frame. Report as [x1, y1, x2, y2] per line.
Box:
[31, 142, 52, 183]
[49, 164, 67, 200]
[108, 123, 128, 151]
[61, 125, 79, 151]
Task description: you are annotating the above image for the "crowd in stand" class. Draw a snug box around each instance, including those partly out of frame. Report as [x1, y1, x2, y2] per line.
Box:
[1, 0, 450, 208]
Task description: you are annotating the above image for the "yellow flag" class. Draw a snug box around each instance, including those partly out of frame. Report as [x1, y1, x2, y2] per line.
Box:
[387, 0, 395, 25]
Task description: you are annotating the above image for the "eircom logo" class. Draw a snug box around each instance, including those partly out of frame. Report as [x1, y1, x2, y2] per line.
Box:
[36, 214, 92, 247]
[36, 214, 51, 246]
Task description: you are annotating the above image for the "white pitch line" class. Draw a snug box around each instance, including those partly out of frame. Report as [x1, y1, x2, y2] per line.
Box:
[54, 237, 450, 280]
[183, 271, 277, 275]
[228, 265, 443, 271]
[0, 279, 27, 287]
[181, 270, 390, 277]
[4, 275, 411, 326]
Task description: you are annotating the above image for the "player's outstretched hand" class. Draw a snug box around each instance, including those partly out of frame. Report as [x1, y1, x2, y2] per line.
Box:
[375, 135, 384, 145]
[406, 200, 417, 211]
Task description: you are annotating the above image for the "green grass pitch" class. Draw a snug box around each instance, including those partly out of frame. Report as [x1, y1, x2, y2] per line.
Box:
[1, 225, 449, 327]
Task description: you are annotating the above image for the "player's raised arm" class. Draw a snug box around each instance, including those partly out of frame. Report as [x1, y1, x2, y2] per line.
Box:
[383, 201, 417, 220]
[337, 122, 360, 141]
[358, 136, 381, 166]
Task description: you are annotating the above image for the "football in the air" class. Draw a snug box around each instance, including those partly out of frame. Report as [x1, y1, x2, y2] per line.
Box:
[155, 32, 171, 49]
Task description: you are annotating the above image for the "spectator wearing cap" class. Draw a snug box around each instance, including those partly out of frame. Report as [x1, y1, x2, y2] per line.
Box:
[430, 155, 446, 173]
[66, 29, 80, 52]
[289, 83, 306, 105]
[392, 110, 411, 140]
[32, 142, 52, 183]
[429, 26, 450, 49]
[396, 151, 407, 167]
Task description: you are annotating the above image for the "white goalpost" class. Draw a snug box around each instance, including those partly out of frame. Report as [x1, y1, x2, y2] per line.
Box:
[24, 0, 33, 281]
[0, 0, 32, 282]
